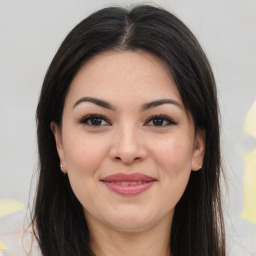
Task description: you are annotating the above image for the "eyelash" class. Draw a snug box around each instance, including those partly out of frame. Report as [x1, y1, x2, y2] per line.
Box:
[145, 115, 177, 127]
[79, 114, 177, 127]
[79, 114, 110, 127]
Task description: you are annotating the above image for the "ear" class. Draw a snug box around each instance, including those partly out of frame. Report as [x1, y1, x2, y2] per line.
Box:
[191, 129, 205, 171]
[50, 121, 67, 173]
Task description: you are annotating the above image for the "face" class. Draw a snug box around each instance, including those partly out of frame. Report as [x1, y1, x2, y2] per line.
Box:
[51, 50, 205, 233]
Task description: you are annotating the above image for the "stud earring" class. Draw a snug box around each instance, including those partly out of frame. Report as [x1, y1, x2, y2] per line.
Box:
[60, 163, 63, 169]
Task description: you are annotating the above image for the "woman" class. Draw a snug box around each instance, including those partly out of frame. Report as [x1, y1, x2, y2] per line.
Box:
[32, 4, 226, 256]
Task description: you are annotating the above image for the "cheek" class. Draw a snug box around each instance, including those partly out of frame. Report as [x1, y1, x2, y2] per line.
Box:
[63, 133, 110, 177]
[152, 135, 194, 173]
[150, 135, 193, 206]
[63, 134, 111, 207]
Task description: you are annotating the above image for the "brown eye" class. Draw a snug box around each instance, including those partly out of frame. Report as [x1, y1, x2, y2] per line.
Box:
[152, 118, 165, 126]
[80, 114, 110, 126]
[90, 117, 103, 125]
[146, 115, 177, 127]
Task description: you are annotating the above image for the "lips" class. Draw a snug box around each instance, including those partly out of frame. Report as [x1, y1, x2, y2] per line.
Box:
[101, 173, 156, 182]
[101, 173, 156, 195]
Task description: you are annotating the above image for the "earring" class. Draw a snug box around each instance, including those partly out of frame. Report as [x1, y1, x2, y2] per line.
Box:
[60, 163, 63, 169]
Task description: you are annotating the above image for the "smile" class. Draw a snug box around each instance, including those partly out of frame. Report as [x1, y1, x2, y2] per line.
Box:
[101, 173, 156, 196]
[109, 181, 145, 185]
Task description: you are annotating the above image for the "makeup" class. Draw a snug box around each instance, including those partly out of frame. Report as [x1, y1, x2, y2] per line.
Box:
[101, 173, 156, 195]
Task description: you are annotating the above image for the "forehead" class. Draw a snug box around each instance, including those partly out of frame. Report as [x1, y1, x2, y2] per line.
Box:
[66, 50, 182, 106]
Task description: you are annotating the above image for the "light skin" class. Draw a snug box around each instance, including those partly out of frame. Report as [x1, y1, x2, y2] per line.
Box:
[51, 50, 205, 256]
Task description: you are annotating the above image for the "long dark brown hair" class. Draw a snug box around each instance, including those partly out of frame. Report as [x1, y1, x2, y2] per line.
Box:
[32, 4, 225, 256]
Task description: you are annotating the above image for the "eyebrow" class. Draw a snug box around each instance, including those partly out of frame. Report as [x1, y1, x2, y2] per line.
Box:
[141, 99, 183, 111]
[73, 97, 116, 110]
[73, 97, 183, 111]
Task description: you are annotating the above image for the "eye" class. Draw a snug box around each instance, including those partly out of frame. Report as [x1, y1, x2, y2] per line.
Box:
[145, 115, 177, 127]
[79, 114, 110, 127]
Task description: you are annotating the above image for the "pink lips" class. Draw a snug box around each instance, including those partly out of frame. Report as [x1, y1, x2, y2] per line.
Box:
[101, 173, 156, 196]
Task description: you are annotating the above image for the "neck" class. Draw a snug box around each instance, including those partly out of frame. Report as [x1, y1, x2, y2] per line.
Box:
[88, 215, 172, 256]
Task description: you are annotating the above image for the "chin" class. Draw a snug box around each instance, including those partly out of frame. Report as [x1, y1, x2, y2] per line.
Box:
[102, 207, 173, 233]
[107, 218, 155, 233]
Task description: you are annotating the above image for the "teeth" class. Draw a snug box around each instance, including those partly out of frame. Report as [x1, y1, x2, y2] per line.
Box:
[111, 181, 145, 185]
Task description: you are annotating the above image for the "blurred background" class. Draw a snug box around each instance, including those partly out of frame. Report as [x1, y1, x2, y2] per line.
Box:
[0, 0, 255, 255]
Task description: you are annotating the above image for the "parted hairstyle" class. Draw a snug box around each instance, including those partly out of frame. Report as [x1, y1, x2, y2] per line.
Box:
[32, 4, 226, 256]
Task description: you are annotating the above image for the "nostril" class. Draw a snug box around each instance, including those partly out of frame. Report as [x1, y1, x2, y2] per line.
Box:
[113, 155, 143, 164]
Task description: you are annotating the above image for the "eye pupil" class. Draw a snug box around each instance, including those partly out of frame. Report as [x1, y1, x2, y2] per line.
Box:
[153, 118, 164, 126]
[91, 118, 102, 125]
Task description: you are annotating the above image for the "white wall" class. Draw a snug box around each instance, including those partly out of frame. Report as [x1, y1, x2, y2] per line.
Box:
[0, 0, 255, 255]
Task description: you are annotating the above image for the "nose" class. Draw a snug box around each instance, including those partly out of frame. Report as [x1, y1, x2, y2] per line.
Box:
[109, 125, 147, 165]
